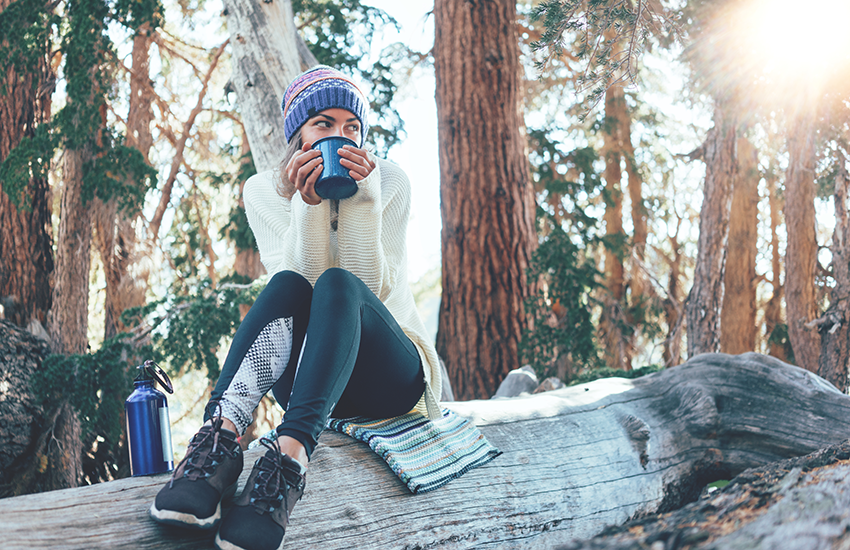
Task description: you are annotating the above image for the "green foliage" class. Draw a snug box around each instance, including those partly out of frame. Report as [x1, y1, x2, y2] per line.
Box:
[3, 0, 161, 213]
[0, 0, 60, 210]
[112, 0, 164, 28]
[0, 0, 58, 96]
[55, 0, 112, 149]
[131, 278, 263, 382]
[521, 128, 606, 381]
[220, 154, 259, 252]
[222, 205, 256, 252]
[33, 335, 155, 451]
[767, 323, 795, 366]
[83, 137, 158, 212]
[567, 364, 660, 386]
[527, 128, 602, 239]
[530, 0, 676, 113]
[294, 0, 395, 68]
[0, 124, 57, 211]
[521, 225, 602, 380]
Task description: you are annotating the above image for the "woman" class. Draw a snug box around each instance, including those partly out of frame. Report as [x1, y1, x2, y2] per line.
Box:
[149, 66, 442, 550]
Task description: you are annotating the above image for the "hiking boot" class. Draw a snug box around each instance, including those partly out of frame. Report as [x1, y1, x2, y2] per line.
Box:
[214, 438, 306, 550]
[149, 401, 244, 529]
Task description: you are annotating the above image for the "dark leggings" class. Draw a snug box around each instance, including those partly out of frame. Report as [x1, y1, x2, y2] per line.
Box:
[209, 268, 425, 458]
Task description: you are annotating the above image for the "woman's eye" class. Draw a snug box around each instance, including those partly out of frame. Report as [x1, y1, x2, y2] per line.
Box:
[316, 120, 331, 128]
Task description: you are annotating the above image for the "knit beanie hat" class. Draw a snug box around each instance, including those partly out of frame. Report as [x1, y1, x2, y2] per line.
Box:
[281, 65, 369, 146]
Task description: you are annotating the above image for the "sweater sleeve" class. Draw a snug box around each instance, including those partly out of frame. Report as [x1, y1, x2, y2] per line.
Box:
[337, 155, 407, 301]
[243, 170, 332, 283]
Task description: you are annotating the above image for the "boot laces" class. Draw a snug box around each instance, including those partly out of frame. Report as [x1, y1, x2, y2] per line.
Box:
[249, 437, 303, 519]
[170, 400, 237, 487]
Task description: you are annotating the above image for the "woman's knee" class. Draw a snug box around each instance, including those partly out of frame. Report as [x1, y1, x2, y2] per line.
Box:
[314, 268, 364, 296]
[267, 270, 311, 294]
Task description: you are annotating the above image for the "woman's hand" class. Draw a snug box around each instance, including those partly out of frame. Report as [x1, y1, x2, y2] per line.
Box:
[286, 143, 323, 205]
[338, 145, 376, 181]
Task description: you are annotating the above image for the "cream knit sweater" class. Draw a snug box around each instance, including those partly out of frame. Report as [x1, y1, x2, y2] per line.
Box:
[242, 154, 442, 420]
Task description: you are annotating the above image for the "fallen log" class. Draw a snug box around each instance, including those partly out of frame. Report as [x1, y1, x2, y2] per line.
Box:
[2, 352, 850, 549]
[557, 439, 850, 550]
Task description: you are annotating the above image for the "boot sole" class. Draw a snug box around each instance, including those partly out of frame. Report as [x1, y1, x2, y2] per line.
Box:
[214, 532, 284, 550]
[148, 481, 238, 530]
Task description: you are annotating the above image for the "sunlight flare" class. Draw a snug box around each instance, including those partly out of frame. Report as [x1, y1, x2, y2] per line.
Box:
[735, 0, 850, 99]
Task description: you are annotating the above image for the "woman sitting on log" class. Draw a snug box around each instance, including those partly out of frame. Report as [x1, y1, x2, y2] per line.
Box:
[149, 65, 443, 550]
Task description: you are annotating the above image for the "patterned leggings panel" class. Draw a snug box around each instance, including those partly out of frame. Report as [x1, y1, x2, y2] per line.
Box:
[208, 271, 313, 434]
[218, 317, 293, 435]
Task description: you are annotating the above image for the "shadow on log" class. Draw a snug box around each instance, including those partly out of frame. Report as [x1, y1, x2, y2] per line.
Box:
[2, 352, 850, 549]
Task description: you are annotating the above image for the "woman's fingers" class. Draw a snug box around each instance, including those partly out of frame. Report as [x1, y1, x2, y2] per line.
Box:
[338, 145, 375, 181]
[287, 147, 323, 204]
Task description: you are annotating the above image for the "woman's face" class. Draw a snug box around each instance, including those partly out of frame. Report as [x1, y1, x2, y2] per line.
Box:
[300, 108, 361, 146]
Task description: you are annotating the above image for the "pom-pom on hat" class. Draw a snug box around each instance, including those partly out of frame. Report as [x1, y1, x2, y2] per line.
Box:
[281, 65, 369, 147]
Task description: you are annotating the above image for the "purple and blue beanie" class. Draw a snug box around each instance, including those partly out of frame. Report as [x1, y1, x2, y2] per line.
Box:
[281, 65, 369, 146]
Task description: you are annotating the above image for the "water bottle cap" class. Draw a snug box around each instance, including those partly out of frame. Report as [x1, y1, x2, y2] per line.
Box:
[135, 360, 174, 394]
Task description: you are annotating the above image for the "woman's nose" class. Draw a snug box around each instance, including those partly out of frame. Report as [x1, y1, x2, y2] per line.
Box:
[331, 125, 345, 137]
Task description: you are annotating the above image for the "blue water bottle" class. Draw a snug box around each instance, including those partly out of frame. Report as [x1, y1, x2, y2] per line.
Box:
[125, 360, 174, 476]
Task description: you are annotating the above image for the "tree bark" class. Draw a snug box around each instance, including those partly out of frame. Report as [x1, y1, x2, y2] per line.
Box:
[0, 320, 49, 496]
[557, 440, 850, 550]
[49, 144, 93, 358]
[222, 0, 303, 173]
[720, 136, 758, 354]
[0, 0, 54, 331]
[686, 102, 737, 357]
[662, 220, 684, 367]
[433, 0, 537, 400]
[816, 159, 850, 392]
[2, 352, 850, 548]
[94, 26, 154, 340]
[233, 130, 265, 284]
[600, 84, 631, 371]
[44, 143, 90, 491]
[784, 109, 821, 372]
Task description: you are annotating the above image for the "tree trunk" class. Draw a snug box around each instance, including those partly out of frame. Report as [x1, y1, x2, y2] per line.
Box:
[720, 136, 758, 354]
[686, 102, 737, 357]
[784, 109, 821, 372]
[0, 0, 54, 331]
[600, 84, 631, 371]
[49, 144, 93, 358]
[764, 171, 787, 361]
[816, 160, 850, 392]
[222, 0, 303, 173]
[233, 131, 264, 284]
[433, 0, 536, 400]
[44, 144, 90, 491]
[94, 26, 154, 340]
[2, 352, 850, 548]
[662, 220, 684, 367]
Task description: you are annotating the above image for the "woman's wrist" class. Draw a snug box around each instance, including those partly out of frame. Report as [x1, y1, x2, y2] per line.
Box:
[299, 190, 322, 206]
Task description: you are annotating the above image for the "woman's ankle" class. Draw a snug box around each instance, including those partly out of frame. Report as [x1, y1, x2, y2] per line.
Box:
[203, 416, 239, 435]
[276, 435, 308, 469]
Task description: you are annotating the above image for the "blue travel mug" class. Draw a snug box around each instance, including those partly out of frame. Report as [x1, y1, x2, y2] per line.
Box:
[312, 136, 359, 200]
[125, 360, 174, 476]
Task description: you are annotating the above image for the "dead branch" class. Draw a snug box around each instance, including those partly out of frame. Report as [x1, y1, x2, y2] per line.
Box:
[149, 40, 229, 243]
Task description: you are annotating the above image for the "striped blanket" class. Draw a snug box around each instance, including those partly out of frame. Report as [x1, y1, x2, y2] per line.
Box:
[250, 409, 500, 494]
[327, 408, 501, 494]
